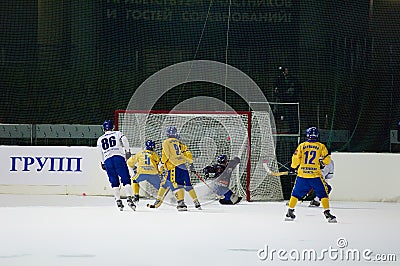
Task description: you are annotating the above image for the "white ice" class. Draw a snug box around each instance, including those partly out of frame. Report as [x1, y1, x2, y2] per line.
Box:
[0, 194, 399, 266]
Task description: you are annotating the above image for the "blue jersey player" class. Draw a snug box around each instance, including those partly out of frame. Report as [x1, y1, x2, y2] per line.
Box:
[97, 120, 135, 211]
[285, 127, 337, 223]
[203, 155, 242, 205]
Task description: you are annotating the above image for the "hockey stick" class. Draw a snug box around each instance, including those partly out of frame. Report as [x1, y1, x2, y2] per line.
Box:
[146, 187, 171, 208]
[300, 188, 314, 202]
[269, 170, 289, 177]
[194, 172, 224, 199]
[262, 161, 290, 177]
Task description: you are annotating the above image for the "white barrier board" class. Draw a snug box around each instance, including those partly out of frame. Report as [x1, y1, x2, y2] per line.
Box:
[1, 146, 400, 202]
[0, 146, 95, 185]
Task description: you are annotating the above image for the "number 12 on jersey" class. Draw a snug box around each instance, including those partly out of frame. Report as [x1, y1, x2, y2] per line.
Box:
[304, 150, 316, 164]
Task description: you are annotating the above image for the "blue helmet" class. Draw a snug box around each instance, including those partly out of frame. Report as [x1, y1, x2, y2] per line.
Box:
[217, 154, 228, 164]
[103, 120, 114, 131]
[306, 127, 319, 141]
[145, 140, 156, 150]
[165, 126, 178, 138]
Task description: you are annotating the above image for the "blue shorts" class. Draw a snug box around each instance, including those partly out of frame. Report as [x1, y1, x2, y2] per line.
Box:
[162, 164, 193, 191]
[133, 174, 161, 190]
[291, 176, 330, 199]
[104, 155, 131, 188]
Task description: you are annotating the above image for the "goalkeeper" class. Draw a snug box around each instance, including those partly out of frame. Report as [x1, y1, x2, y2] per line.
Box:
[148, 126, 201, 211]
[127, 140, 162, 204]
[203, 155, 242, 205]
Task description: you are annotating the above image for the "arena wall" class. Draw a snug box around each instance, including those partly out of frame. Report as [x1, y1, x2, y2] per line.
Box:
[0, 147, 399, 202]
[329, 152, 400, 202]
[0, 146, 112, 196]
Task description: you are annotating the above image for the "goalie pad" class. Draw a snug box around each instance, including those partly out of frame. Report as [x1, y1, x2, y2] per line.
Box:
[218, 190, 242, 205]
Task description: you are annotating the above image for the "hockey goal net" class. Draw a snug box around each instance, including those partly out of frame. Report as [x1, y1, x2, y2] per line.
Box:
[115, 110, 283, 201]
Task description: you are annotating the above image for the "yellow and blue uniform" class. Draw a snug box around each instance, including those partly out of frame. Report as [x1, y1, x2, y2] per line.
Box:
[285, 127, 337, 222]
[127, 149, 161, 191]
[161, 137, 193, 190]
[148, 126, 200, 210]
[152, 136, 200, 206]
[288, 140, 331, 209]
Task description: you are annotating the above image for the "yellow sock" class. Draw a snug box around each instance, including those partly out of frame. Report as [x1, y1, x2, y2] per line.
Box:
[188, 189, 198, 202]
[174, 188, 185, 201]
[156, 187, 167, 201]
[321, 198, 330, 209]
[288, 196, 298, 209]
[133, 183, 140, 195]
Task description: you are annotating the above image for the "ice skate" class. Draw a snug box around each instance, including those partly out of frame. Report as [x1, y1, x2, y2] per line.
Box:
[116, 199, 124, 211]
[230, 194, 242, 205]
[194, 200, 202, 210]
[132, 194, 139, 203]
[323, 210, 337, 223]
[233, 196, 243, 205]
[285, 208, 296, 221]
[309, 199, 320, 207]
[147, 199, 162, 209]
[127, 196, 136, 211]
[177, 200, 188, 211]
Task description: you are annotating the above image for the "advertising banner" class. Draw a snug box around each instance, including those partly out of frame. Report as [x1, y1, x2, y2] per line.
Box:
[0, 146, 96, 185]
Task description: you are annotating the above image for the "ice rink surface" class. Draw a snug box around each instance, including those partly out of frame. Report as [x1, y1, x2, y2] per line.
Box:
[0, 194, 399, 266]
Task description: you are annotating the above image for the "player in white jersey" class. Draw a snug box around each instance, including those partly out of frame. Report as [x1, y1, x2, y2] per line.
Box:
[97, 120, 135, 211]
[308, 158, 334, 207]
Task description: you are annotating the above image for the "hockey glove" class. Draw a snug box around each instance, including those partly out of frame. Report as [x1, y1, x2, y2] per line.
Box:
[132, 166, 137, 176]
[125, 151, 132, 160]
[188, 163, 196, 174]
[287, 167, 297, 175]
[203, 167, 210, 178]
[101, 163, 106, 171]
[319, 159, 325, 169]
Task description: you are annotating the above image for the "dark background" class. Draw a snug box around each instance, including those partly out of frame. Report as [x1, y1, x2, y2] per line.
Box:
[1, 0, 400, 153]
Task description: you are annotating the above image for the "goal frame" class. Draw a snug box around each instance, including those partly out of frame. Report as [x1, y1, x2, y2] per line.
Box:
[115, 109, 252, 201]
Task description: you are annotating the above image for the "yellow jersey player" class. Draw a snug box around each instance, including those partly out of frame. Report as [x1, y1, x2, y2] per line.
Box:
[285, 127, 337, 223]
[149, 126, 201, 211]
[308, 156, 334, 207]
[127, 140, 162, 204]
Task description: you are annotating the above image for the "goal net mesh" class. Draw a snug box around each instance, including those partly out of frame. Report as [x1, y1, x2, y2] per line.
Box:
[116, 110, 283, 202]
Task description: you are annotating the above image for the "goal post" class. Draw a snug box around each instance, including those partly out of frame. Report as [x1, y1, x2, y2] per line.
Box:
[115, 109, 283, 202]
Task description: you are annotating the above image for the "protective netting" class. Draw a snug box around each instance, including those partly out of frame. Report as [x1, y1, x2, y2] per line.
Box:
[117, 110, 283, 201]
[2, 1, 399, 152]
[2, 1, 400, 199]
